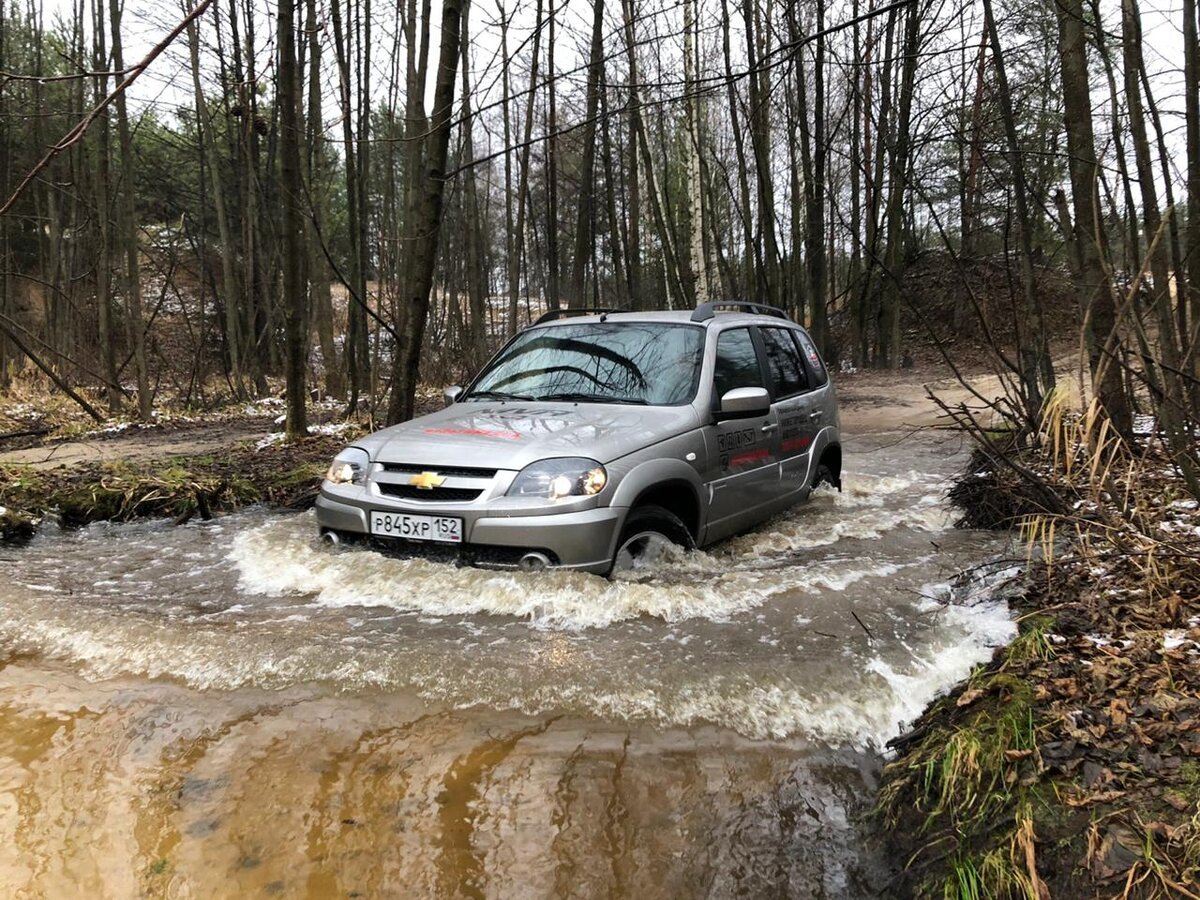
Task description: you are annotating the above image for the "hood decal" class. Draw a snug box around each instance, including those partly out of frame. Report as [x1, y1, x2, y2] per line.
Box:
[423, 426, 522, 441]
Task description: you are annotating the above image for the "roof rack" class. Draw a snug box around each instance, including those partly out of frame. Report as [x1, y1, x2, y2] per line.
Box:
[690, 301, 789, 322]
[532, 307, 623, 326]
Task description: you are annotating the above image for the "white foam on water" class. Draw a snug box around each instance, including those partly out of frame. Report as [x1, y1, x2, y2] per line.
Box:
[716, 495, 952, 557]
[861, 596, 1017, 746]
[0, 562, 1016, 747]
[386, 584, 1015, 746]
[229, 514, 928, 630]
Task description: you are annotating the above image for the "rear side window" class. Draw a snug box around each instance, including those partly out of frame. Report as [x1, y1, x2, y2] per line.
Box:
[759, 327, 808, 398]
[713, 328, 763, 398]
[793, 330, 829, 387]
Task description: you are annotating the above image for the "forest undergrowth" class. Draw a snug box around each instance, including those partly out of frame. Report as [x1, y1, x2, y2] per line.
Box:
[879, 395, 1200, 898]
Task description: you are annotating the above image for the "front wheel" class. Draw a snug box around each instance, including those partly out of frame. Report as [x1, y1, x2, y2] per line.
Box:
[610, 505, 693, 575]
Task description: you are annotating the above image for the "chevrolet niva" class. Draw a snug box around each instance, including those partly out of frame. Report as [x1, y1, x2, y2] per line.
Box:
[316, 301, 841, 575]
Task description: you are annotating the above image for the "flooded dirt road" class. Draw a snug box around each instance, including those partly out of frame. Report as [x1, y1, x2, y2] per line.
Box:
[0, 430, 1015, 898]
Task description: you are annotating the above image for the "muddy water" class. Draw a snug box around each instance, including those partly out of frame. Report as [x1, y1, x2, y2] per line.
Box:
[0, 431, 1015, 898]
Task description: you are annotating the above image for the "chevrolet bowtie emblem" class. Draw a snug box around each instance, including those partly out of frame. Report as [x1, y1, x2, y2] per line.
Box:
[408, 471, 446, 490]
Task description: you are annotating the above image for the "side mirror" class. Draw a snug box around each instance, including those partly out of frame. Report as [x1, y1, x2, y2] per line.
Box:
[717, 386, 770, 419]
[443, 385, 463, 406]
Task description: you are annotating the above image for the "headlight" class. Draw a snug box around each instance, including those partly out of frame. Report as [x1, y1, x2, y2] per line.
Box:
[507, 457, 608, 500]
[325, 447, 369, 485]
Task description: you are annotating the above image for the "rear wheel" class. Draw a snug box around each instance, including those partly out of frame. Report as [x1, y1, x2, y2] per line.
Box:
[611, 505, 693, 575]
[812, 462, 835, 491]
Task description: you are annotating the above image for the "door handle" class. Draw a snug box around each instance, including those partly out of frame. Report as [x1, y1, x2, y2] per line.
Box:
[761, 423, 778, 433]
[808, 411, 823, 420]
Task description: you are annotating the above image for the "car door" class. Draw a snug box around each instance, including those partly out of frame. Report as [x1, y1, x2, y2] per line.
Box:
[704, 327, 781, 539]
[758, 326, 819, 498]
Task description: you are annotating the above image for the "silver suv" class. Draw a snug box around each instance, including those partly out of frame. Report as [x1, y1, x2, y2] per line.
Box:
[316, 302, 841, 575]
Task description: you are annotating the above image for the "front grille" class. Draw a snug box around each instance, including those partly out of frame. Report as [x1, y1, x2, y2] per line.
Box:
[377, 484, 484, 502]
[380, 462, 499, 479]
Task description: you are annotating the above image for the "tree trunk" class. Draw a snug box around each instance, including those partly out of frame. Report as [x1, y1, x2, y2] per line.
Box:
[684, 0, 708, 305]
[386, 0, 463, 424]
[304, 0, 342, 399]
[510, 0, 542, 326]
[1184, 0, 1200, 360]
[459, 0, 488, 369]
[277, 0, 306, 437]
[879, 0, 918, 369]
[719, 0, 759, 301]
[848, 0, 865, 364]
[91, 0, 121, 412]
[109, 0, 152, 418]
[187, 0, 244, 398]
[983, 0, 1054, 418]
[499, 3, 517, 331]
[547, 7, 563, 311]
[1054, 0, 1133, 438]
[331, 0, 368, 408]
[803, 0, 830, 354]
[570, 0, 605, 309]
[742, 0, 779, 309]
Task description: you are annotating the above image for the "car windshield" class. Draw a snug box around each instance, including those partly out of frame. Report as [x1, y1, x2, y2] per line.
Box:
[466, 322, 704, 406]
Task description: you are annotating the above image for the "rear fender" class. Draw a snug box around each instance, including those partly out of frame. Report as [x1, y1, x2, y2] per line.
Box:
[805, 428, 841, 489]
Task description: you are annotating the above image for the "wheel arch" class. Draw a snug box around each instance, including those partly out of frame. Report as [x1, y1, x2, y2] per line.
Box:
[817, 442, 842, 490]
[609, 459, 704, 541]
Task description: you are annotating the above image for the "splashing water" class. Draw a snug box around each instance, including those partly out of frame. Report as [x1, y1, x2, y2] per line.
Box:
[0, 432, 1014, 748]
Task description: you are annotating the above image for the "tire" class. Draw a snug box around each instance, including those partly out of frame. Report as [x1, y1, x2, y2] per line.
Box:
[610, 504, 694, 575]
[812, 462, 835, 491]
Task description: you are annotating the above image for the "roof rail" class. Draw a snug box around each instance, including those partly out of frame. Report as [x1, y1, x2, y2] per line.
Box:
[690, 301, 789, 322]
[532, 307, 623, 326]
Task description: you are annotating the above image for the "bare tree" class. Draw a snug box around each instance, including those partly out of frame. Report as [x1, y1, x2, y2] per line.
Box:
[386, 0, 464, 423]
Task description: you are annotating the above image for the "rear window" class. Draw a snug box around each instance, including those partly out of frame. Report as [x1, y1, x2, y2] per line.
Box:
[794, 330, 828, 387]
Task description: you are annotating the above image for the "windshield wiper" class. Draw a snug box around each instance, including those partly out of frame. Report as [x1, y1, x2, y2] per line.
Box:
[537, 391, 648, 405]
[465, 389, 533, 401]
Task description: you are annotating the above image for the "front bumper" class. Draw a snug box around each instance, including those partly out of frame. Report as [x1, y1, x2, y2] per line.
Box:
[314, 486, 625, 575]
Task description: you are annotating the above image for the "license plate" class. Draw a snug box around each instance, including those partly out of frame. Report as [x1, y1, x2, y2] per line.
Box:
[370, 511, 463, 543]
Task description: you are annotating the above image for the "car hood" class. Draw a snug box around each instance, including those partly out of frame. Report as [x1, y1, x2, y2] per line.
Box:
[354, 401, 701, 469]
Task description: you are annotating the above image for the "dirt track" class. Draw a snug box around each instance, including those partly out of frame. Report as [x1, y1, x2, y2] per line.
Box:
[0, 420, 277, 469]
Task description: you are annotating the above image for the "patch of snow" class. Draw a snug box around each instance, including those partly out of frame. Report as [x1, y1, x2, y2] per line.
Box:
[255, 432, 285, 451]
[1163, 631, 1192, 651]
[254, 422, 352, 451]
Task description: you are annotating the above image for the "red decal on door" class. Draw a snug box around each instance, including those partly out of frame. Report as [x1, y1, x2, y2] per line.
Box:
[729, 447, 770, 466]
[782, 435, 812, 453]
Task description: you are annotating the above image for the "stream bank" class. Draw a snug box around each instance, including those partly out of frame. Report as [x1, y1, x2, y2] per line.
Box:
[877, 431, 1200, 898]
[0, 432, 353, 541]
